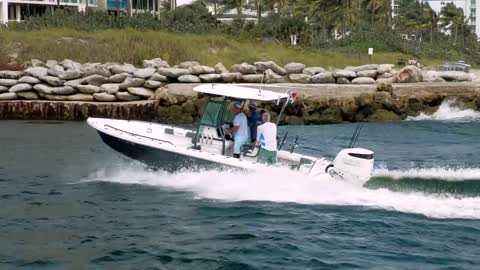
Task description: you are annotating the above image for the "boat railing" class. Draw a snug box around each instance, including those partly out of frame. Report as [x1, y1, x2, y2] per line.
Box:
[104, 124, 175, 146]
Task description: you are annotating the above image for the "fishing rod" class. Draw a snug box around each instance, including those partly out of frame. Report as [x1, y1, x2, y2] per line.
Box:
[348, 123, 364, 148]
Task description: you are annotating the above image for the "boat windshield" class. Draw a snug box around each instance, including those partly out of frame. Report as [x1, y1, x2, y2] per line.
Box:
[199, 96, 225, 127]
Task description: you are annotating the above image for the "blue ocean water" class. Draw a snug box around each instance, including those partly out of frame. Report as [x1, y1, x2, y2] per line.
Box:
[1, 101, 479, 269]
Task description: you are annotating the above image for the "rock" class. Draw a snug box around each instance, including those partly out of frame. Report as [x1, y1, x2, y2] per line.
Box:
[303, 67, 325, 76]
[356, 70, 377, 78]
[94, 92, 117, 101]
[352, 77, 376, 84]
[199, 74, 222, 82]
[40, 75, 65, 87]
[18, 76, 40, 84]
[100, 83, 121, 94]
[127, 87, 154, 98]
[178, 75, 201, 83]
[51, 86, 76, 95]
[0, 71, 23, 79]
[289, 73, 311, 83]
[82, 63, 111, 77]
[264, 69, 285, 83]
[45, 60, 58, 68]
[64, 78, 85, 87]
[312, 72, 335, 83]
[111, 64, 137, 74]
[144, 80, 164, 89]
[376, 77, 397, 84]
[178, 61, 200, 69]
[150, 73, 168, 82]
[109, 73, 131, 83]
[77, 85, 101, 94]
[214, 62, 229, 74]
[67, 93, 94, 101]
[254, 61, 287, 75]
[44, 94, 68, 101]
[377, 64, 394, 74]
[33, 84, 53, 94]
[230, 62, 256, 75]
[16, 91, 39, 100]
[438, 71, 472, 82]
[376, 83, 394, 93]
[9, 83, 33, 92]
[242, 74, 264, 83]
[0, 79, 17, 86]
[158, 67, 190, 78]
[305, 108, 342, 124]
[0, 92, 17, 100]
[377, 72, 394, 79]
[116, 91, 141, 101]
[58, 70, 83, 80]
[25, 67, 48, 78]
[284, 62, 305, 74]
[422, 70, 445, 83]
[47, 65, 65, 77]
[0, 86, 8, 92]
[346, 64, 379, 73]
[83, 75, 108, 86]
[333, 70, 357, 78]
[188, 66, 215, 75]
[119, 77, 145, 89]
[61, 59, 82, 71]
[395, 65, 422, 83]
[30, 59, 45, 67]
[133, 68, 156, 79]
[475, 96, 480, 108]
[221, 72, 243, 83]
[367, 109, 401, 122]
[336, 77, 351, 84]
[143, 58, 170, 68]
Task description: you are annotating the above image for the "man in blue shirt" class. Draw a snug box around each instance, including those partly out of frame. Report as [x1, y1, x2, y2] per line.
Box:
[247, 103, 262, 143]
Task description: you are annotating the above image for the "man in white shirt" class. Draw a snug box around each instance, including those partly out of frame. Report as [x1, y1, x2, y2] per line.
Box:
[255, 112, 277, 164]
[226, 102, 250, 158]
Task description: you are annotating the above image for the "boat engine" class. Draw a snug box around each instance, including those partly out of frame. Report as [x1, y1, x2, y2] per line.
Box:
[326, 148, 374, 185]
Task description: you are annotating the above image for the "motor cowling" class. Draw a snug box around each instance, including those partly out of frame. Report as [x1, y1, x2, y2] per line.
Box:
[327, 148, 374, 185]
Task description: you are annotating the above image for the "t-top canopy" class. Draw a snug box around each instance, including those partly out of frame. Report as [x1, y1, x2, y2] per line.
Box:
[194, 84, 289, 101]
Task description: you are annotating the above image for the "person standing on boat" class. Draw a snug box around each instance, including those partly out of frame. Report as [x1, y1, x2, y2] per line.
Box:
[247, 103, 262, 143]
[255, 112, 277, 164]
[227, 102, 250, 158]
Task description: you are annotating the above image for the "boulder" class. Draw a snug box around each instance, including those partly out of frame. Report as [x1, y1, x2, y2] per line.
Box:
[111, 64, 137, 74]
[0, 92, 17, 100]
[289, 73, 311, 84]
[58, 70, 83, 80]
[127, 87, 155, 98]
[356, 70, 377, 78]
[9, 83, 33, 92]
[367, 109, 401, 122]
[438, 71, 472, 82]
[254, 61, 287, 75]
[33, 84, 53, 94]
[377, 64, 395, 74]
[81, 63, 111, 77]
[221, 72, 243, 83]
[346, 64, 379, 73]
[77, 85, 102, 94]
[150, 73, 168, 82]
[333, 70, 357, 78]
[144, 80, 164, 89]
[25, 67, 48, 78]
[377, 72, 394, 79]
[336, 77, 351, 84]
[100, 83, 121, 94]
[119, 77, 145, 89]
[109, 73, 131, 83]
[284, 62, 305, 74]
[303, 67, 325, 76]
[242, 74, 264, 83]
[188, 66, 215, 75]
[312, 72, 335, 83]
[16, 91, 39, 100]
[230, 62, 256, 75]
[214, 62, 229, 74]
[199, 74, 222, 82]
[51, 86, 76, 95]
[45, 60, 58, 69]
[133, 68, 156, 79]
[178, 75, 201, 83]
[83, 75, 109, 86]
[178, 61, 200, 69]
[40, 75, 65, 87]
[422, 70, 445, 83]
[116, 91, 141, 101]
[67, 93, 94, 101]
[395, 65, 422, 83]
[0, 86, 8, 92]
[18, 76, 41, 84]
[64, 78, 85, 87]
[61, 59, 82, 71]
[143, 58, 170, 68]
[47, 65, 65, 77]
[376, 77, 397, 84]
[158, 67, 190, 78]
[30, 59, 45, 67]
[352, 77, 376, 84]
[264, 69, 285, 83]
[44, 94, 68, 101]
[94, 92, 117, 101]
[0, 71, 23, 79]
[0, 79, 17, 86]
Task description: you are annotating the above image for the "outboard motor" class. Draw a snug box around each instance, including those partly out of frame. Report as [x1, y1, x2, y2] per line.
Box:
[326, 148, 374, 185]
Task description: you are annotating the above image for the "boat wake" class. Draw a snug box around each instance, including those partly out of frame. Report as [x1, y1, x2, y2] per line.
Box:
[83, 162, 480, 220]
[406, 98, 480, 122]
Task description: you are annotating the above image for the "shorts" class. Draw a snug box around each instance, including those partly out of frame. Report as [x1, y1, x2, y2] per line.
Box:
[257, 148, 277, 165]
[234, 136, 250, 154]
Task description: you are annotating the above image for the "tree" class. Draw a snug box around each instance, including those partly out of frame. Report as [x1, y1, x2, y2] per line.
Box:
[439, 2, 468, 44]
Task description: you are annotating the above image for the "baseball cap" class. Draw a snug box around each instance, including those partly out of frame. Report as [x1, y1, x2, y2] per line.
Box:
[248, 103, 257, 109]
[234, 102, 243, 109]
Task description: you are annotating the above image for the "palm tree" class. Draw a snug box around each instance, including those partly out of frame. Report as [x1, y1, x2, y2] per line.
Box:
[440, 2, 467, 44]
